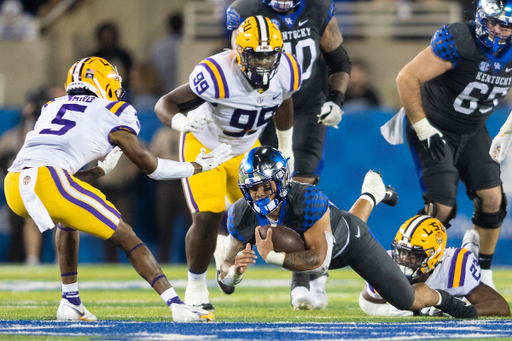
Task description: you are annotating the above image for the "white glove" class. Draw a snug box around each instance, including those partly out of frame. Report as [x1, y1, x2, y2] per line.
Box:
[171, 113, 213, 134]
[419, 306, 444, 317]
[412, 118, 446, 161]
[390, 306, 414, 317]
[194, 143, 233, 172]
[489, 132, 512, 164]
[317, 101, 343, 128]
[98, 147, 123, 175]
[360, 170, 386, 207]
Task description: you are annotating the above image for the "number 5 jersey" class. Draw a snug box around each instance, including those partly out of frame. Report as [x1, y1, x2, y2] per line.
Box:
[187, 50, 301, 156]
[9, 95, 140, 174]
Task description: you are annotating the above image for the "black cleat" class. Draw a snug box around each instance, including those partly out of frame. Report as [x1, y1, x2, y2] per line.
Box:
[382, 185, 398, 206]
[194, 302, 215, 311]
[216, 270, 235, 295]
[435, 290, 478, 318]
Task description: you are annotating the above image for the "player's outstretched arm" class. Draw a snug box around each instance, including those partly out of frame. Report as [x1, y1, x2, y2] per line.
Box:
[74, 147, 123, 184]
[466, 283, 511, 316]
[109, 130, 231, 179]
[219, 239, 256, 286]
[359, 287, 413, 316]
[154, 83, 209, 133]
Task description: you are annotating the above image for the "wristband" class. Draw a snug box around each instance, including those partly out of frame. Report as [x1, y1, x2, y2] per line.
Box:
[171, 113, 187, 131]
[220, 265, 243, 286]
[326, 90, 345, 108]
[266, 251, 285, 266]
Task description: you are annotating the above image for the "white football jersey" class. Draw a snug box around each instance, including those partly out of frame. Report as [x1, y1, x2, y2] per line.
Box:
[365, 248, 481, 299]
[9, 95, 140, 174]
[188, 50, 302, 156]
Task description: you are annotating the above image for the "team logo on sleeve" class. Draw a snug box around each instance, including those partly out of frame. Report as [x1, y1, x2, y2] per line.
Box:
[479, 61, 491, 72]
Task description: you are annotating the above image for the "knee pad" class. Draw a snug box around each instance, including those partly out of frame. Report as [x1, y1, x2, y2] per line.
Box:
[470, 189, 507, 229]
[417, 196, 457, 228]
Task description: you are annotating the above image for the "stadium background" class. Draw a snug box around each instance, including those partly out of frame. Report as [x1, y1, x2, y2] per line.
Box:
[1, 0, 511, 266]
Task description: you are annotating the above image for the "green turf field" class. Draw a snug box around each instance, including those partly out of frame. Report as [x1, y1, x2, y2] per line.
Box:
[1, 264, 511, 323]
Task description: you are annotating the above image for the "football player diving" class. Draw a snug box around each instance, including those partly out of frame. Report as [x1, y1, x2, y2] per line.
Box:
[4, 57, 234, 322]
[359, 216, 510, 317]
[225, 0, 351, 310]
[154, 16, 301, 310]
[218, 146, 479, 318]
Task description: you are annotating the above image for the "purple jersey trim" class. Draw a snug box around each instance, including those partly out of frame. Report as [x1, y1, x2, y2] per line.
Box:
[199, 58, 230, 99]
[47, 167, 119, 231]
[108, 125, 137, 145]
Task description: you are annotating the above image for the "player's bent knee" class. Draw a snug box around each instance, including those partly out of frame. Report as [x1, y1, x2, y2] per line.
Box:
[470, 190, 507, 229]
[108, 220, 139, 251]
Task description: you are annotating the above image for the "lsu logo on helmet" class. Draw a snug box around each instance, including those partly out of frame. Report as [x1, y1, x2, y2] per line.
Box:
[65, 57, 125, 101]
[391, 215, 447, 282]
[234, 16, 283, 89]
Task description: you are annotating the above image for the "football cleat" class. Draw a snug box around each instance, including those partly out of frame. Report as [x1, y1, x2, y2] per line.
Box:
[382, 185, 398, 206]
[216, 270, 235, 295]
[435, 290, 478, 318]
[290, 286, 313, 310]
[57, 298, 97, 321]
[170, 303, 215, 323]
[310, 275, 328, 310]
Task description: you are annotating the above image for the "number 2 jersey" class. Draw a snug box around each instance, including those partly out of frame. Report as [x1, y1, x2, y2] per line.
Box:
[364, 248, 481, 300]
[8, 95, 140, 174]
[227, 0, 334, 111]
[187, 50, 301, 156]
[424, 21, 512, 134]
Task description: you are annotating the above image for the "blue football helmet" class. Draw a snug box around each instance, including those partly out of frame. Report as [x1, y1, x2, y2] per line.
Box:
[238, 146, 291, 215]
[262, 0, 300, 13]
[475, 0, 512, 53]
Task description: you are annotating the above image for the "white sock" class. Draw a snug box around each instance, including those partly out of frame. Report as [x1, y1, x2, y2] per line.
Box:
[62, 282, 79, 293]
[188, 271, 207, 283]
[160, 288, 182, 306]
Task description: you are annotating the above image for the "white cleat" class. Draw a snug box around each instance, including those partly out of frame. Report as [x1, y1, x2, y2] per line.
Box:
[291, 286, 313, 310]
[481, 269, 497, 291]
[57, 299, 97, 321]
[171, 303, 215, 322]
[310, 275, 328, 310]
[461, 229, 480, 258]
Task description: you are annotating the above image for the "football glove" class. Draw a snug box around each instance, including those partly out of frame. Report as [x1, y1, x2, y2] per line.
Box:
[412, 118, 446, 161]
[171, 113, 213, 134]
[194, 143, 232, 172]
[97, 147, 123, 175]
[489, 131, 512, 164]
[317, 101, 343, 129]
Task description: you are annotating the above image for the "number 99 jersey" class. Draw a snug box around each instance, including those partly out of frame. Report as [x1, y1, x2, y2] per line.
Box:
[9, 95, 140, 174]
[187, 50, 301, 156]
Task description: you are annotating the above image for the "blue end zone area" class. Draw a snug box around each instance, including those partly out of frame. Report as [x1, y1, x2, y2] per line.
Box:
[1, 319, 511, 339]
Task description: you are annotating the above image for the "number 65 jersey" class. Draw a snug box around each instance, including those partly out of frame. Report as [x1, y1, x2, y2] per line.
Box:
[187, 50, 301, 156]
[9, 95, 140, 174]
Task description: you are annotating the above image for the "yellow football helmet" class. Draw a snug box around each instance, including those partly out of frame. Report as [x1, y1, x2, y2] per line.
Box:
[235, 15, 283, 88]
[391, 215, 447, 282]
[65, 57, 125, 101]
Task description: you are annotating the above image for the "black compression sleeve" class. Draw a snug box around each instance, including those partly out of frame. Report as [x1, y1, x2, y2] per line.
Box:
[323, 44, 351, 76]
[177, 97, 206, 112]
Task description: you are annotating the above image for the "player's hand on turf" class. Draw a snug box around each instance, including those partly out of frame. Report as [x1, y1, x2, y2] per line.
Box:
[98, 147, 123, 175]
[255, 225, 275, 260]
[194, 143, 232, 172]
[412, 118, 446, 161]
[234, 243, 257, 276]
[489, 131, 512, 164]
[317, 101, 343, 129]
[171, 113, 213, 133]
